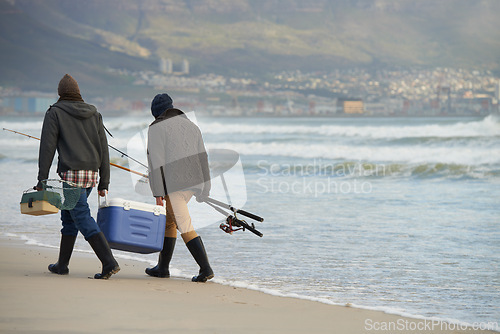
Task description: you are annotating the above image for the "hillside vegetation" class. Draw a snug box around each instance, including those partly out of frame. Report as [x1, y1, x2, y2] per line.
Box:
[1, 0, 499, 93]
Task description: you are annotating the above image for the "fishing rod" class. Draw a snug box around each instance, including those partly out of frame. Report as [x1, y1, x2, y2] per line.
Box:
[2, 128, 148, 178]
[108, 144, 148, 169]
[101, 126, 148, 169]
[2, 128, 41, 140]
[205, 199, 264, 237]
[3, 128, 148, 170]
[109, 162, 147, 178]
[204, 197, 264, 222]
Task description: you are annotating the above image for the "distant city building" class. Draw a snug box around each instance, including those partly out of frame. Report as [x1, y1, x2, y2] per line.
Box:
[337, 98, 364, 114]
[2, 95, 57, 113]
[181, 59, 189, 75]
[158, 58, 189, 75]
[103, 66, 498, 117]
[159, 58, 173, 74]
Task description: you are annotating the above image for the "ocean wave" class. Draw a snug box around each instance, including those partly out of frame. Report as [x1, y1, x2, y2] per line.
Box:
[200, 115, 500, 139]
[208, 140, 500, 166]
[0, 116, 149, 134]
[0, 137, 39, 147]
[103, 119, 151, 132]
[391, 163, 500, 179]
[102, 112, 200, 132]
[0, 120, 43, 132]
[0, 153, 39, 163]
[250, 161, 500, 180]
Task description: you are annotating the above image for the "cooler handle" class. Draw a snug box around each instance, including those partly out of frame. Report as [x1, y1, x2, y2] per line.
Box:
[98, 193, 109, 208]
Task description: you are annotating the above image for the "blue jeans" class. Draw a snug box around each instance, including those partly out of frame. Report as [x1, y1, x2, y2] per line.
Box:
[60, 187, 101, 240]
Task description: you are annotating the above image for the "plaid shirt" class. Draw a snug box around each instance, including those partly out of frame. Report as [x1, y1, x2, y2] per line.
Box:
[60, 170, 98, 188]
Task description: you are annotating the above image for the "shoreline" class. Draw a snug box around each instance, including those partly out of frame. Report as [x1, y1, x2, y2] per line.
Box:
[1, 111, 494, 119]
[0, 236, 497, 334]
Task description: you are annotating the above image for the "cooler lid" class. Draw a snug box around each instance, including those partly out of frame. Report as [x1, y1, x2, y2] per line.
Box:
[99, 197, 166, 216]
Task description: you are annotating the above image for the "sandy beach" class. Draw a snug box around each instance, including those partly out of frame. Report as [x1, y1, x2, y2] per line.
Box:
[0, 236, 496, 334]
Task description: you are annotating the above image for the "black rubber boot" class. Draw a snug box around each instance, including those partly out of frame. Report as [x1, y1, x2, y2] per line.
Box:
[146, 237, 176, 278]
[186, 236, 214, 282]
[87, 232, 120, 279]
[48, 234, 77, 275]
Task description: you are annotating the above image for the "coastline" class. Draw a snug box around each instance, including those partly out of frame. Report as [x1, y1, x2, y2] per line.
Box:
[0, 236, 496, 334]
[1, 111, 495, 118]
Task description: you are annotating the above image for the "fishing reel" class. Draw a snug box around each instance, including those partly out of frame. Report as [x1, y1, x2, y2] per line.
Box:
[220, 214, 245, 234]
[218, 211, 263, 237]
[204, 197, 264, 237]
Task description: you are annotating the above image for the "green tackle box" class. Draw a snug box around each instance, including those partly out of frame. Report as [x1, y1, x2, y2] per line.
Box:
[20, 190, 61, 216]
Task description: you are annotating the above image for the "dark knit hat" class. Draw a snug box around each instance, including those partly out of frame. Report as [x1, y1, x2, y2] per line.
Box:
[151, 93, 174, 118]
[58, 74, 83, 102]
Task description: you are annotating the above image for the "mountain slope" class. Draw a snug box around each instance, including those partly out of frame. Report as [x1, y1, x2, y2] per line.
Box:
[0, 0, 155, 94]
[1, 0, 499, 93]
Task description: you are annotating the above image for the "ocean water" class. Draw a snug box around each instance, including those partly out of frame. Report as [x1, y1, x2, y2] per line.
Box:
[1, 114, 499, 329]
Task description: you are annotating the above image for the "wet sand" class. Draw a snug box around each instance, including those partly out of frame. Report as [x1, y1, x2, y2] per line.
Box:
[0, 237, 495, 334]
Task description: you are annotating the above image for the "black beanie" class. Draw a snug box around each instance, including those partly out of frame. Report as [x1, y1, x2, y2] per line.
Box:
[151, 93, 174, 118]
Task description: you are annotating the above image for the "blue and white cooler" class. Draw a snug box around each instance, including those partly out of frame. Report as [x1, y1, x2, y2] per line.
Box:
[97, 197, 166, 254]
